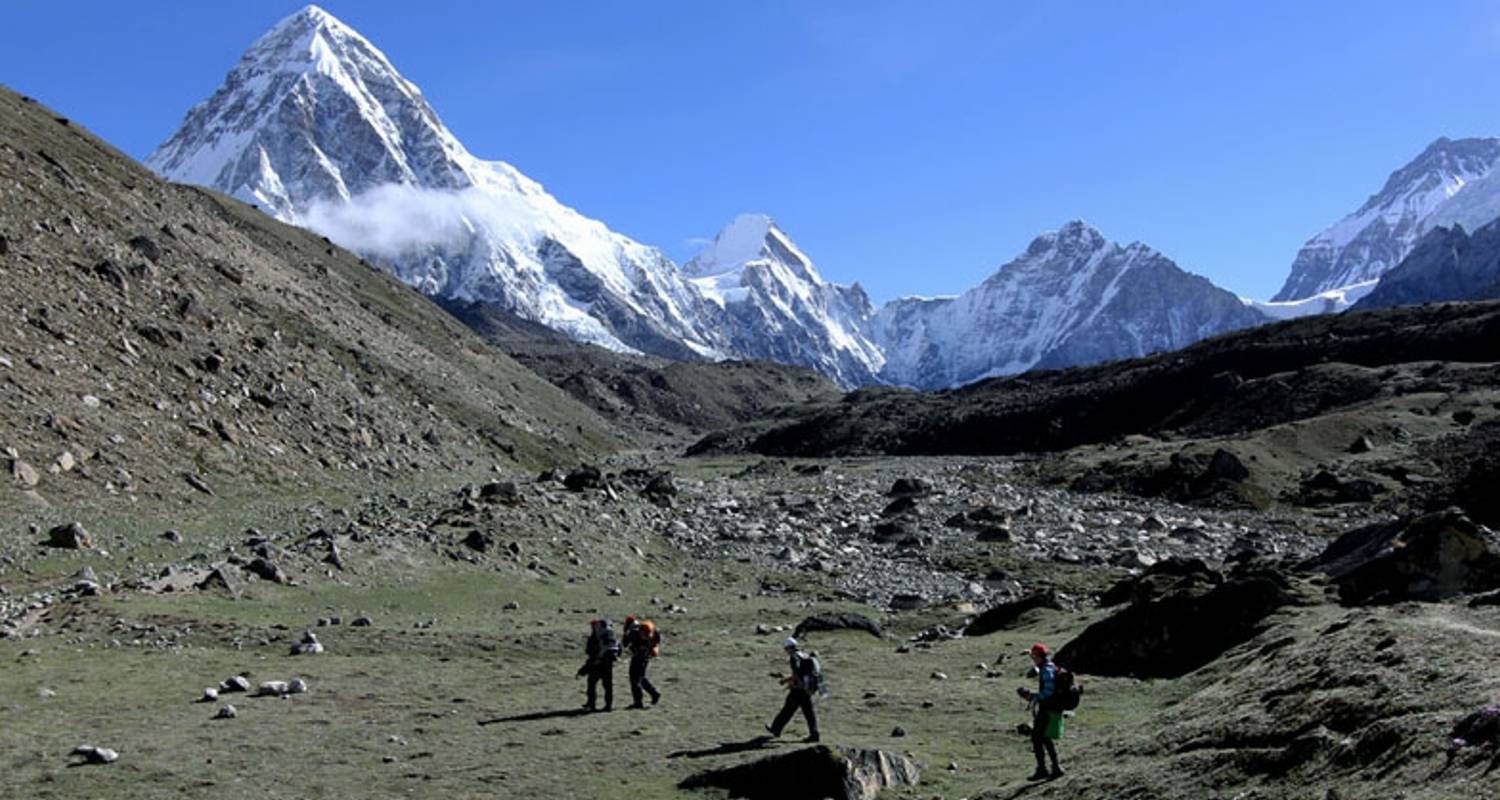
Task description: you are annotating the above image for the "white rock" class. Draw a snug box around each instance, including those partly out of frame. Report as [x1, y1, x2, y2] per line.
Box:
[257, 681, 289, 697]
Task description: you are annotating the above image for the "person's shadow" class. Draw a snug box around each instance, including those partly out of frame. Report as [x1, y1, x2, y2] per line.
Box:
[666, 736, 777, 760]
[477, 708, 594, 726]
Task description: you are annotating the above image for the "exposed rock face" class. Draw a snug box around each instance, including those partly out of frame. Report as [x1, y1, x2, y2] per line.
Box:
[964, 592, 1065, 637]
[1276, 137, 1500, 302]
[1302, 510, 1500, 605]
[793, 613, 883, 640]
[871, 221, 1266, 389]
[679, 745, 919, 800]
[1355, 220, 1500, 310]
[1057, 569, 1319, 678]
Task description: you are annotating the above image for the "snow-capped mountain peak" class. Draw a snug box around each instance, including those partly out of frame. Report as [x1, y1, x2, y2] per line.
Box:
[1273, 136, 1500, 302]
[148, 5, 731, 360]
[872, 221, 1266, 388]
[683, 215, 884, 387]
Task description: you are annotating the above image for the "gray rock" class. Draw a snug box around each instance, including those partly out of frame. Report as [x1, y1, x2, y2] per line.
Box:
[245, 558, 290, 585]
[291, 630, 324, 655]
[71, 745, 119, 765]
[46, 522, 93, 549]
[219, 676, 251, 693]
[257, 681, 290, 697]
[680, 745, 919, 800]
[214, 704, 237, 720]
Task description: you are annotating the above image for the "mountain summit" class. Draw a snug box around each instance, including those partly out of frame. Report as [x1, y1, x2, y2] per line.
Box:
[1274, 137, 1500, 302]
[684, 214, 884, 386]
[148, 5, 725, 359]
[871, 221, 1266, 389]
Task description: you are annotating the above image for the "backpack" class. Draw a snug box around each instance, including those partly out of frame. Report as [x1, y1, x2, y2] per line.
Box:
[1053, 666, 1082, 711]
[589, 622, 620, 660]
[798, 652, 828, 697]
[641, 621, 661, 658]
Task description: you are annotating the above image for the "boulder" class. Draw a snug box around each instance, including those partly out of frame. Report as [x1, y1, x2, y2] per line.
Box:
[563, 466, 604, 491]
[793, 613, 883, 640]
[45, 522, 92, 549]
[879, 496, 917, 517]
[886, 478, 932, 499]
[680, 745, 919, 800]
[197, 565, 245, 595]
[461, 530, 494, 553]
[291, 630, 324, 655]
[642, 473, 678, 498]
[1057, 569, 1318, 678]
[964, 591, 1065, 637]
[70, 745, 118, 765]
[219, 676, 251, 693]
[12, 458, 39, 487]
[888, 593, 926, 611]
[973, 525, 1011, 543]
[1098, 556, 1221, 607]
[1302, 509, 1500, 604]
[245, 558, 290, 585]
[1292, 470, 1385, 506]
[256, 681, 289, 697]
[478, 481, 522, 505]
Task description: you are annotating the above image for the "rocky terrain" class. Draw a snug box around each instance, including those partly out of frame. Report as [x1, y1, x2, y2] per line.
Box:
[0, 85, 619, 514]
[3, 73, 1500, 800]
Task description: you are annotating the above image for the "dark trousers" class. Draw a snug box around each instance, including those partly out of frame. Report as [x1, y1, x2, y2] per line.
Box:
[585, 661, 614, 710]
[769, 688, 818, 738]
[628, 656, 659, 706]
[1032, 708, 1060, 771]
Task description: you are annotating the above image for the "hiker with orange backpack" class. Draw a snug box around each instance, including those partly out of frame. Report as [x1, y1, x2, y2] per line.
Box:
[621, 615, 662, 708]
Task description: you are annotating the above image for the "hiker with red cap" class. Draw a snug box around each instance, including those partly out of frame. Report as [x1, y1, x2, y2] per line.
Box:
[1016, 642, 1065, 781]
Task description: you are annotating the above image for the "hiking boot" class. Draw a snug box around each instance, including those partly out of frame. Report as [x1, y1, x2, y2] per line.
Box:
[626, 702, 645, 709]
[763, 724, 780, 738]
[650, 693, 661, 706]
[1027, 769, 1050, 782]
[802, 735, 820, 743]
[1049, 766, 1064, 780]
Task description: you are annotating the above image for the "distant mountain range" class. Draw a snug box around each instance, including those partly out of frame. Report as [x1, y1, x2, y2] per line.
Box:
[146, 6, 1500, 390]
[1275, 136, 1500, 303]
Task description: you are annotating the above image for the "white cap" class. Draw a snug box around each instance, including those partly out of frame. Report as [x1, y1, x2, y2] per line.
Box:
[783, 637, 799, 649]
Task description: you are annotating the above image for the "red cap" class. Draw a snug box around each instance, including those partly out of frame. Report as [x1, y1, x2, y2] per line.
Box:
[1030, 642, 1050, 657]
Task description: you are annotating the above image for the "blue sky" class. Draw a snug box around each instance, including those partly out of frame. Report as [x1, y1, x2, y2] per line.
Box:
[4, 1, 1500, 302]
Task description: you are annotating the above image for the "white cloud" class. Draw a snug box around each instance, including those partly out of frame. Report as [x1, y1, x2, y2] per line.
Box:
[296, 183, 482, 258]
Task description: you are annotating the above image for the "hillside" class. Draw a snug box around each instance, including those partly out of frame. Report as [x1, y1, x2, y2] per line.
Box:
[0, 85, 619, 512]
[440, 299, 842, 442]
[692, 302, 1500, 517]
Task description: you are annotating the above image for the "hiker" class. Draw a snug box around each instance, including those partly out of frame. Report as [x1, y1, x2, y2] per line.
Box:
[577, 618, 620, 711]
[621, 616, 662, 708]
[764, 637, 820, 742]
[1016, 642, 1064, 781]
